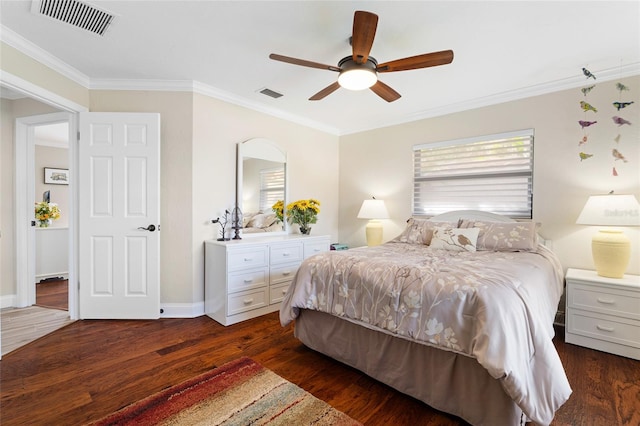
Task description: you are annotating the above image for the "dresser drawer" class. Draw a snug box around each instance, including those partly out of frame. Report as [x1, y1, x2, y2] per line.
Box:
[305, 240, 329, 259]
[270, 263, 300, 285]
[227, 288, 268, 316]
[270, 243, 303, 265]
[228, 246, 268, 271]
[270, 282, 291, 304]
[567, 309, 640, 349]
[568, 284, 640, 321]
[228, 268, 268, 293]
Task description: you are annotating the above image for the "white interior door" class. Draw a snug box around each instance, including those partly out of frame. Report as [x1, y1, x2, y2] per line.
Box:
[78, 112, 160, 319]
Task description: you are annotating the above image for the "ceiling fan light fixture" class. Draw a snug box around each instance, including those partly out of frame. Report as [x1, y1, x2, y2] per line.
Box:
[337, 56, 378, 90]
[338, 68, 377, 90]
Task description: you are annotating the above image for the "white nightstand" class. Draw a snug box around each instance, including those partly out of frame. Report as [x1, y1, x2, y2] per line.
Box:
[565, 268, 640, 360]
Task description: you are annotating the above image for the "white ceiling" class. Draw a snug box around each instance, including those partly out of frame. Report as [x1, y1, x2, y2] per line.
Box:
[1, 1, 639, 135]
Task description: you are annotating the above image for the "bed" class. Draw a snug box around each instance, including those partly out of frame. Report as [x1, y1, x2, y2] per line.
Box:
[280, 210, 572, 426]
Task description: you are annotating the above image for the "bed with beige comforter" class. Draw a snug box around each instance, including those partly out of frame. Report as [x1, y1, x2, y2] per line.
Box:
[281, 239, 572, 425]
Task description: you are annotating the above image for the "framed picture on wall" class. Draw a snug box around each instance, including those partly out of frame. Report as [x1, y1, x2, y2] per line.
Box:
[44, 167, 69, 185]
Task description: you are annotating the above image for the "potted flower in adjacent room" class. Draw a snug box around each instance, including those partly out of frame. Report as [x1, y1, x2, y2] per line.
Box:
[34, 201, 61, 227]
[285, 198, 320, 235]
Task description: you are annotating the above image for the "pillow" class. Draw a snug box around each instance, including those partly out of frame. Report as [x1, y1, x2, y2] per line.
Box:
[242, 212, 258, 228]
[430, 226, 480, 252]
[392, 219, 458, 245]
[246, 213, 278, 229]
[458, 220, 539, 251]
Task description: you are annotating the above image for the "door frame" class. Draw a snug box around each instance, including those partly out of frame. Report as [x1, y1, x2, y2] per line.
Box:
[4, 72, 87, 320]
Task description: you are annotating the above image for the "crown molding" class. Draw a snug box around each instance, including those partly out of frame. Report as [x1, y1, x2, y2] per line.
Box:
[191, 81, 340, 135]
[340, 62, 640, 135]
[1, 25, 91, 87]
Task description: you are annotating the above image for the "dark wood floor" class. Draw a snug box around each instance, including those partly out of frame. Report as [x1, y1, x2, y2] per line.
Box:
[1, 312, 638, 426]
[35, 278, 68, 311]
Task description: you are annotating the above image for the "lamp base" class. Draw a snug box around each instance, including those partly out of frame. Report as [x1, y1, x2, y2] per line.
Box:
[592, 229, 631, 279]
[365, 220, 383, 247]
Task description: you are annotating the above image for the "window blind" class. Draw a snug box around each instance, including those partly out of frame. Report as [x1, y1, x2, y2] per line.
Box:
[259, 167, 285, 212]
[413, 129, 534, 218]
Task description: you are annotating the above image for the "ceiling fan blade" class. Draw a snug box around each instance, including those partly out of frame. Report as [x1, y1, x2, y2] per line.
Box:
[376, 50, 454, 73]
[269, 53, 340, 72]
[309, 81, 341, 101]
[370, 81, 401, 102]
[351, 11, 378, 64]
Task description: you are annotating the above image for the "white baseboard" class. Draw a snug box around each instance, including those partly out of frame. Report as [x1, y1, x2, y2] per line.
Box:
[160, 301, 205, 318]
[1, 295, 204, 319]
[0, 294, 17, 309]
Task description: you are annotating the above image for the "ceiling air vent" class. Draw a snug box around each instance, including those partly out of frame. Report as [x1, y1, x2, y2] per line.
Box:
[258, 88, 283, 99]
[31, 0, 115, 36]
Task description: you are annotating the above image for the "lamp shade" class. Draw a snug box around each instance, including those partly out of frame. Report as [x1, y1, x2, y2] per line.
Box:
[576, 194, 640, 226]
[357, 199, 389, 219]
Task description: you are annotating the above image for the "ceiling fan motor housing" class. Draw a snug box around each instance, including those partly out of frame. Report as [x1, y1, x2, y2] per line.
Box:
[338, 56, 378, 90]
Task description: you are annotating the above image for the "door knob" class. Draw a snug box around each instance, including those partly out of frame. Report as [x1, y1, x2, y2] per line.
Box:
[137, 224, 156, 232]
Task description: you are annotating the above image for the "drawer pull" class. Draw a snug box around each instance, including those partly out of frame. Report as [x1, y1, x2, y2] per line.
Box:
[596, 297, 615, 305]
[596, 324, 614, 332]
[243, 279, 253, 284]
[244, 257, 253, 262]
[282, 271, 291, 276]
[282, 252, 290, 257]
[243, 298, 254, 305]
[282, 289, 288, 295]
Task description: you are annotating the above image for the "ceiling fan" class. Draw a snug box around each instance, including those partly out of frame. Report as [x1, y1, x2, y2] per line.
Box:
[269, 10, 454, 102]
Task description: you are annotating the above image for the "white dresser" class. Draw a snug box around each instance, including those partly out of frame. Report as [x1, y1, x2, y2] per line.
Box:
[565, 268, 640, 360]
[205, 234, 330, 326]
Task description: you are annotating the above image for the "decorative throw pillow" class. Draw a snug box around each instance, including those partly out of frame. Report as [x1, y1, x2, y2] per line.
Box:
[247, 213, 278, 229]
[243, 212, 258, 228]
[430, 226, 480, 252]
[458, 220, 539, 251]
[392, 219, 458, 245]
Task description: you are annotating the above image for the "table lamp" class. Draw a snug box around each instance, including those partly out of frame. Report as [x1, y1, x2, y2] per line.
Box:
[576, 193, 640, 278]
[357, 198, 389, 246]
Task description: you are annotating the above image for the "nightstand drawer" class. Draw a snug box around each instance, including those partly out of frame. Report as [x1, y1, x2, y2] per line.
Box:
[567, 310, 640, 349]
[227, 288, 268, 316]
[569, 285, 640, 320]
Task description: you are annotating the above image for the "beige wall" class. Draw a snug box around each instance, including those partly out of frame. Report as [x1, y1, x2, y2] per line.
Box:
[0, 42, 89, 108]
[0, 97, 63, 304]
[35, 145, 69, 228]
[339, 76, 640, 275]
[191, 93, 340, 304]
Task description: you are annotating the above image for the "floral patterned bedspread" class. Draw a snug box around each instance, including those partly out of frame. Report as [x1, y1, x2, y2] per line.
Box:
[280, 242, 572, 425]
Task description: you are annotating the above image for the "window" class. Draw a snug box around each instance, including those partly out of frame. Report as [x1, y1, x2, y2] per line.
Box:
[413, 129, 534, 218]
[259, 167, 285, 212]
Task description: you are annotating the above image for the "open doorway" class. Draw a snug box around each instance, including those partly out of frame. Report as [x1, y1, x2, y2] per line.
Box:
[0, 85, 79, 356]
[33, 122, 70, 312]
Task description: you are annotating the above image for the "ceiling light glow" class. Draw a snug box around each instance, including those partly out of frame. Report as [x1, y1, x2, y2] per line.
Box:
[338, 68, 377, 90]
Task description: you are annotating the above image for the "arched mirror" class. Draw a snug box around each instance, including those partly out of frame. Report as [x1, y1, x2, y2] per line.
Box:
[236, 138, 287, 237]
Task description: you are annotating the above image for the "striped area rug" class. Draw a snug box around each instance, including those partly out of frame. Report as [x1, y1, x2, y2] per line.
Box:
[89, 357, 362, 425]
